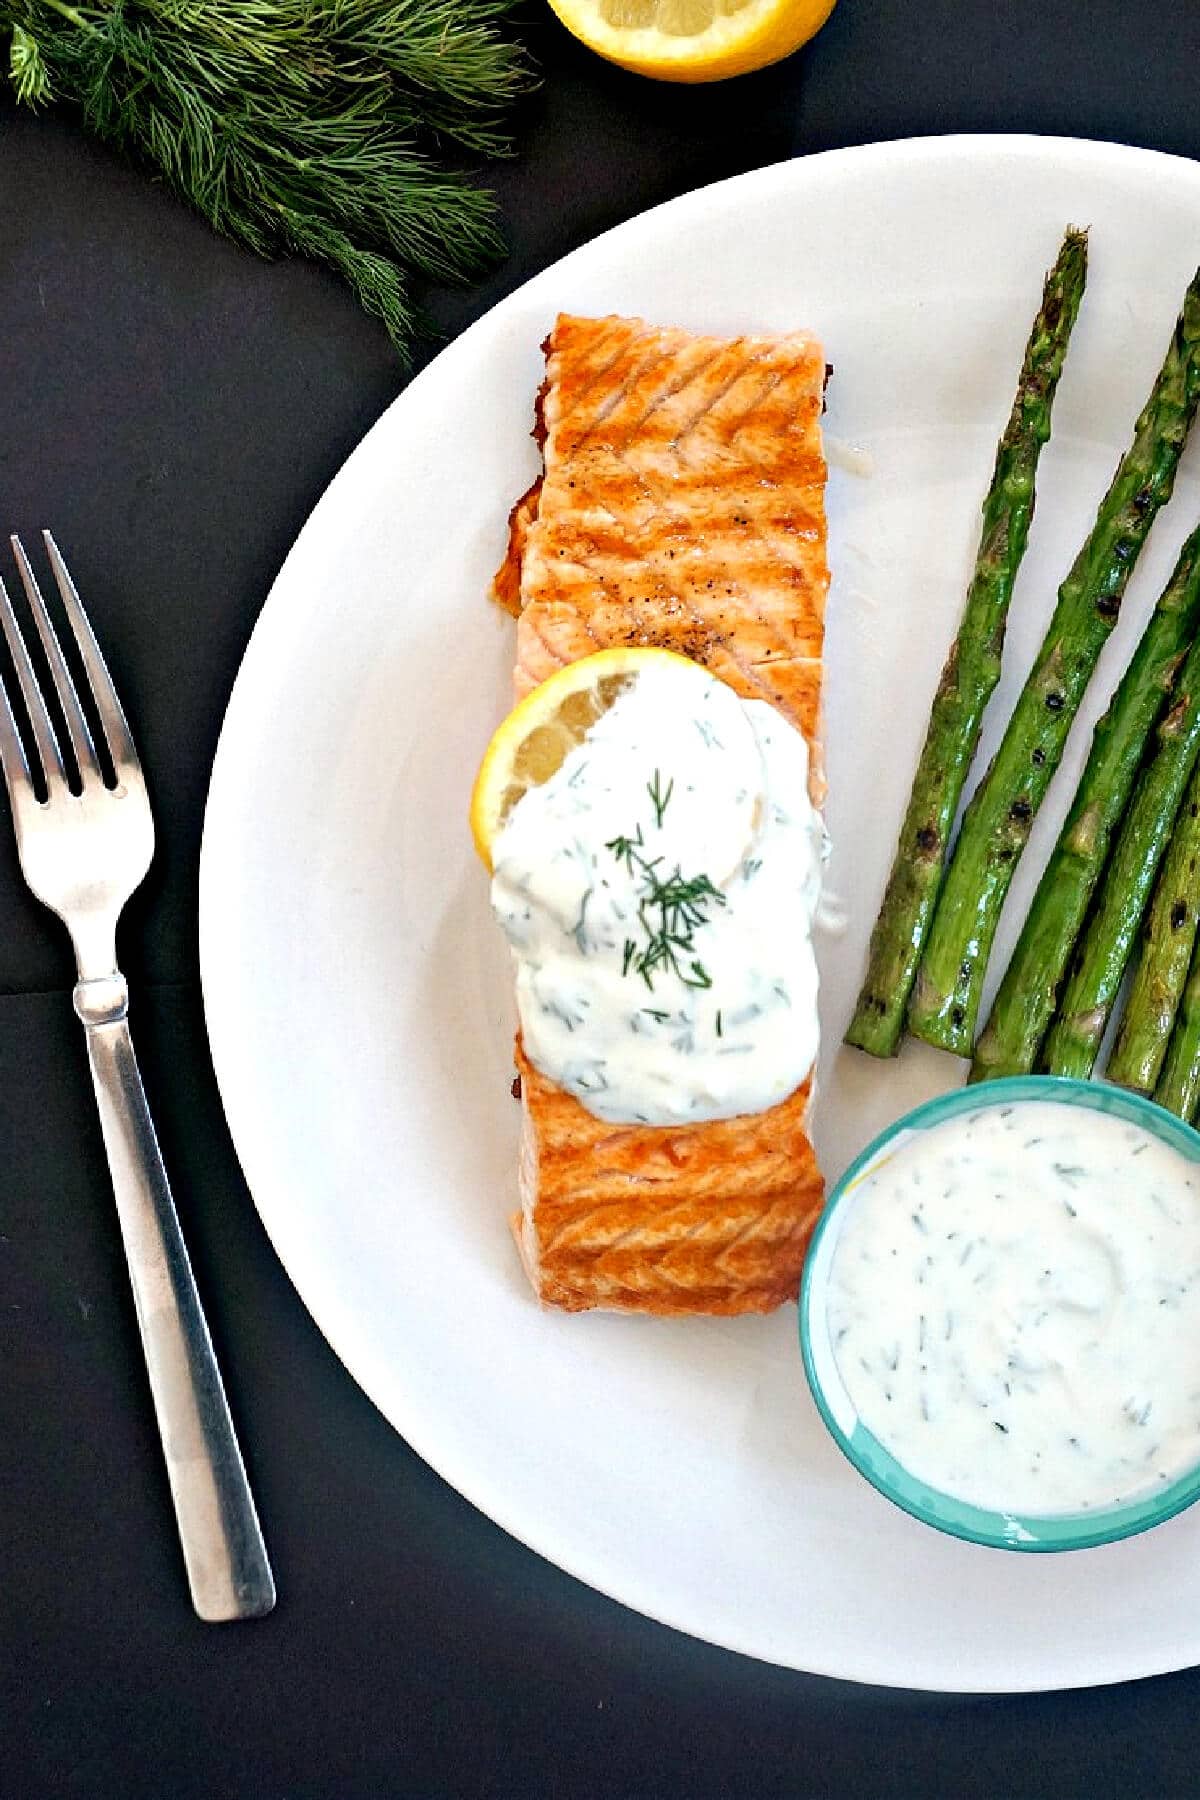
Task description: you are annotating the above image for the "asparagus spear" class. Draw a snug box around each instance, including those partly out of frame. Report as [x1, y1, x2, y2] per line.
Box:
[1154, 945, 1200, 1120]
[1042, 642, 1200, 1078]
[1107, 756, 1200, 1093]
[908, 269, 1200, 1055]
[845, 230, 1089, 1057]
[970, 524, 1200, 1082]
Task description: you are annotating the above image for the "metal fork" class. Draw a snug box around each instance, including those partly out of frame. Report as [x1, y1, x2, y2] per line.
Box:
[0, 532, 274, 1622]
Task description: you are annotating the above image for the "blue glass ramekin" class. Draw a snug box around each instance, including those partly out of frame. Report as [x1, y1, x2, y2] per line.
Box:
[800, 1075, 1200, 1551]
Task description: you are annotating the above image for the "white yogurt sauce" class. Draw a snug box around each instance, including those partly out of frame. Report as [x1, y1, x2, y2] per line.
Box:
[490, 659, 824, 1125]
[827, 1100, 1200, 1514]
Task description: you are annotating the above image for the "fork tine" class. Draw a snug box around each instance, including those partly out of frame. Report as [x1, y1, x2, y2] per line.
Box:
[42, 532, 140, 777]
[11, 534, 104, 786]
[0, 566, 67, 790]
[0, 658, 36, 815]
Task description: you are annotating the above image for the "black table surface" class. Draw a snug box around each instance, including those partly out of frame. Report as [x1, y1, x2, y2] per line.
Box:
[7, 3, 1200, 1794]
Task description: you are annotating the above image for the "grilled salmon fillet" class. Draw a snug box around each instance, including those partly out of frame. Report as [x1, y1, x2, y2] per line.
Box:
[493, 312, 830, 1315]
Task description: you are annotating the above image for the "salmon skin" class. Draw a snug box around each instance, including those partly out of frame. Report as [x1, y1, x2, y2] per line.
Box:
[493, 312, 830, 1315]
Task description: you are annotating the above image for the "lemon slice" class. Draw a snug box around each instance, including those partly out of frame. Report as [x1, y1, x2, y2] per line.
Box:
[547, 0, 836, 83]
[470, 646, 697, 869]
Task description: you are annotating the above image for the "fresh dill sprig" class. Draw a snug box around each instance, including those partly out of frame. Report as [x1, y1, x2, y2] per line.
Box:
[1, 0, 533, 360]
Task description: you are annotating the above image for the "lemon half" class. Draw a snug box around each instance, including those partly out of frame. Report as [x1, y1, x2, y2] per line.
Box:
[470, 646, 697, 869]
[547, 0, 837, 83]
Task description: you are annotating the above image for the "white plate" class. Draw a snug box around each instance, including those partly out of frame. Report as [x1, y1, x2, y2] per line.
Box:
[200, 135, 1200, 1692]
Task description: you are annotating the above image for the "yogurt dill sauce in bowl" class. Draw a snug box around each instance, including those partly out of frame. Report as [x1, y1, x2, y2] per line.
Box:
[801, 1078, 1200, 1550]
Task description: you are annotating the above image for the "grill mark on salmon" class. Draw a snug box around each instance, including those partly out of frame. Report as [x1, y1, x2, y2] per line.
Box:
[532, 459, 821, 767]
[527, 479, 791, 710]
[569, 340, 757, 459]
[668, 349, 776, 451]
[522, 324, 827, 771]
[513, 1049, 824, 1316]
[534, 351, 808, 695]
[545, 318, 643, 427]
[598, 440, 808, 661]
[565, 334, 686, 447]
[491, 312, 829, 1315]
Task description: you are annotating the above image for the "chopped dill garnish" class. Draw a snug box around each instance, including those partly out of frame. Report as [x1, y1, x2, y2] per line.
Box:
[607, 802, 724, 993]
[715, 1010, 723, 1038]
[607, 824, 647, 875]
[647, 769, 674, 828]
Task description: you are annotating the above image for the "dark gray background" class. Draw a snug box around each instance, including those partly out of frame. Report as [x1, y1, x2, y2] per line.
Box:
[5, 2, 1200, 1794]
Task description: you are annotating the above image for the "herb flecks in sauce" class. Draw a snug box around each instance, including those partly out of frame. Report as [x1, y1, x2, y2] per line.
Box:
[826, 1099, 1200, 1515]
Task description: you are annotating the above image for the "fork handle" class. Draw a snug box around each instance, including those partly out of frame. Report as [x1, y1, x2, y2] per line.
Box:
[74, 975, 276, 1622]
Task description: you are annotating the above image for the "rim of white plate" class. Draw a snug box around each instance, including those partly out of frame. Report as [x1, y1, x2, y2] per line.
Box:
[200, 134, 1200, 1692]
